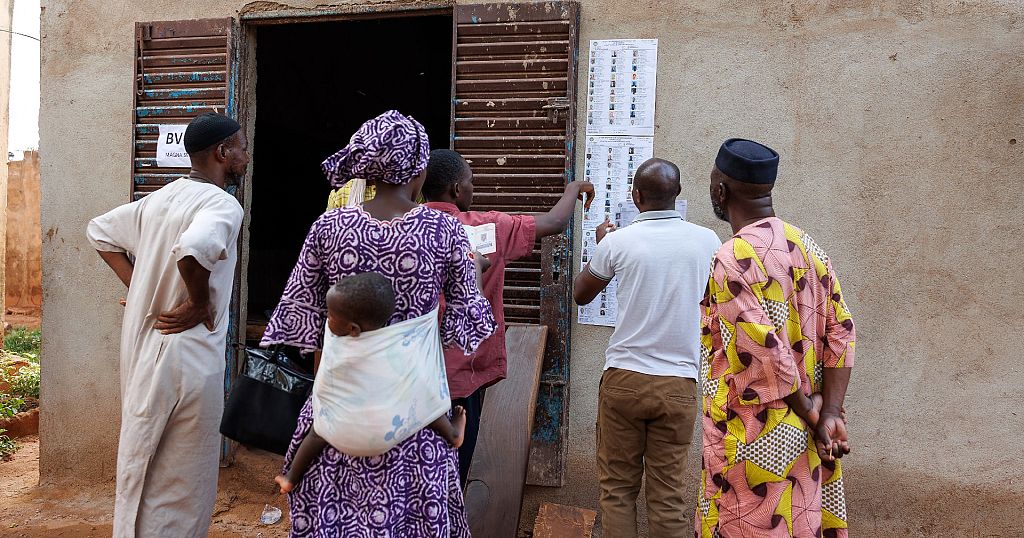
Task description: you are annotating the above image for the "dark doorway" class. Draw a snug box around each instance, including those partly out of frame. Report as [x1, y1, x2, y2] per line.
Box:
[246, 15, 453, 341]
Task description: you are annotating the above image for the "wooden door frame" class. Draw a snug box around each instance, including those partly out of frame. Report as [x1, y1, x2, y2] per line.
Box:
[228, 3, 580, 482]
[231, 2, 457, 355]
[226, 2, 456, 464]
[131, 17, 241, 464]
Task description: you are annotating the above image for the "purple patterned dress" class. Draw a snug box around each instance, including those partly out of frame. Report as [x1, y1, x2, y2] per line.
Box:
[262, 205, 495, 537]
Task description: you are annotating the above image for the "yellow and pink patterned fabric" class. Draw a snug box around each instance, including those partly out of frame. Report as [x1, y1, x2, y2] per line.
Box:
[696, 217, 856, 538]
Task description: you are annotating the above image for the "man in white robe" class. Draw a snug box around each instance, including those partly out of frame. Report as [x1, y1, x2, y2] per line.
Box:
[87, 113, 248, 537]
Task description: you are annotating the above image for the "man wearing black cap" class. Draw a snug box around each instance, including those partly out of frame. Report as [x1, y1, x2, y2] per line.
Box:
[573, 158, 721, 537]
[696, 139, 856, 537]
[87, 113, 248, 537]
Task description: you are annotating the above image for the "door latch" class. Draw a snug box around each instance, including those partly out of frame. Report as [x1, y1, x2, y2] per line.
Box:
[542, 97, 571, 123]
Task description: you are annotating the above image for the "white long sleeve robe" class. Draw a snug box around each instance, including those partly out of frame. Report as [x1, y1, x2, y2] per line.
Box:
[87, 178, 243, 538]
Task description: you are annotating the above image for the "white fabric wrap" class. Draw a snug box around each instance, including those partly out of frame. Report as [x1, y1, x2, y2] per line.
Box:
[312, 307, 451, 457]
[345, 178, 367, 207]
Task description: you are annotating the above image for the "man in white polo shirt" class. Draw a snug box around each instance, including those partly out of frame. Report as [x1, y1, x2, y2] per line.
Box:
[574, 158, 721, 537]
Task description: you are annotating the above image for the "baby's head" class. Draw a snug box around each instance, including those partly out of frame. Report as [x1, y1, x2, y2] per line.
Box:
[326, 272, 396, 337]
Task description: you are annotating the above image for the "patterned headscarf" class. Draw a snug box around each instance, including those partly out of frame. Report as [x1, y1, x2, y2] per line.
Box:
[321, 110, 431, 188]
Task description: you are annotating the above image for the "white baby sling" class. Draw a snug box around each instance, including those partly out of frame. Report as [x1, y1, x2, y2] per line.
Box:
[312, 307, 451, 457]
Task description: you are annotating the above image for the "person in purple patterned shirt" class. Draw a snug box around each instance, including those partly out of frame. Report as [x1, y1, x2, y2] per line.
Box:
[261, 110, 495, 537]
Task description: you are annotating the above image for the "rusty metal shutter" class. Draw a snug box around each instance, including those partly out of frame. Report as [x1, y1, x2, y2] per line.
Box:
[452, 1, 580, 486]
[131, 19, 241, 465]
[132, 19, 234, 200]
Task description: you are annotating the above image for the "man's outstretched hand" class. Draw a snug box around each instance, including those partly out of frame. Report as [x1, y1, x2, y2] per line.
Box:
[596, 218, 617, 243]
[154, 299, 214, 334]
[575, 181, 596, 210]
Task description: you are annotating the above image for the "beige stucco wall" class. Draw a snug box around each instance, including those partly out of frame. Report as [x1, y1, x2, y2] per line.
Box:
[7, 150, 42, 314]
[0, 0, 13, 329]
[40, 1, 1024, 535]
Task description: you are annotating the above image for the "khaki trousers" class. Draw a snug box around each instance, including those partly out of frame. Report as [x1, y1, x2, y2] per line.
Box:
[597, 367, 698, 537]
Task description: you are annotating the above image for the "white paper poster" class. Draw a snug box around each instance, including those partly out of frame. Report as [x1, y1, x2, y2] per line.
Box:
[156, 124, 191, 168]
[617, 199, 688, 228]
[585, 39, 658, 137]
[463, 223, 497, 255]
[577, 135, 653, 327]
[579, 39, 660, 327]
[577, 229, 618, 327]
[582, 135, 655, 229]
[577, 137, 688, 327]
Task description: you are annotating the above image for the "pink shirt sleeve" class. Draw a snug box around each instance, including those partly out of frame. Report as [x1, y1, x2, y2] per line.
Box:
[495, 213, 537, 262]
[821, 258, 856, 369]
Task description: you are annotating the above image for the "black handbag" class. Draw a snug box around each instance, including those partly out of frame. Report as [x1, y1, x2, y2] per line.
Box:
[220, 346, 315, 455]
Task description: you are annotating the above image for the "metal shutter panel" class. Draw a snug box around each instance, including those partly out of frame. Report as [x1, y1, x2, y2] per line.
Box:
[453, 1, 580, 486]
[132, 19, 234, 200]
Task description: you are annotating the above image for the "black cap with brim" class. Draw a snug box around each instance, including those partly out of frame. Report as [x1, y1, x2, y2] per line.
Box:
[184, 112, 241, 154]
[715, 138, 779, 184]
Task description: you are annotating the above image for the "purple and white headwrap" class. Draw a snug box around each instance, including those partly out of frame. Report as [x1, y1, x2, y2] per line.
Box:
[321, 110, 431, 188]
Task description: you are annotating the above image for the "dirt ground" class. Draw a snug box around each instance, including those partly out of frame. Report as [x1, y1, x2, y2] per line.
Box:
[0, 437, 292, 537]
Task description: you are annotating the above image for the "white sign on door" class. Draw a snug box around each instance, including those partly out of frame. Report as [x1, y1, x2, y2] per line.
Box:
[156, 125, 192, 168]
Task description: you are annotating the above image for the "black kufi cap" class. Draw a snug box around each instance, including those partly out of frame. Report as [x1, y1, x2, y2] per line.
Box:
[715, 138, 779, 184]
[184, 112, 241, 154]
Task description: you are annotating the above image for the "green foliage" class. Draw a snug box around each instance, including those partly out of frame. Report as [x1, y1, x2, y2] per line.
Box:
[0, 394, 23, 418]
[0, 328, 41, 428]
[0, 429, 17, 460]
[4, 363, 40, 400]
[4, 328, 40, 360]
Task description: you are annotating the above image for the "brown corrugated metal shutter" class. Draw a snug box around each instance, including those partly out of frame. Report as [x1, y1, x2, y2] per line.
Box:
[452, 1, 579, 486]
[131, 19, 240, 465]
[132, 19, 234, 200]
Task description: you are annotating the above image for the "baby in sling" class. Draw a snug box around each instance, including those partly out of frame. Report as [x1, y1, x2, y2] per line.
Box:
[275, 272, 465, 494]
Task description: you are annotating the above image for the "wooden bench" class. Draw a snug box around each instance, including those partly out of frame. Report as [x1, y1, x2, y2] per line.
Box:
[533, 502, 597, 538]
[465, 324, 548, 538]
